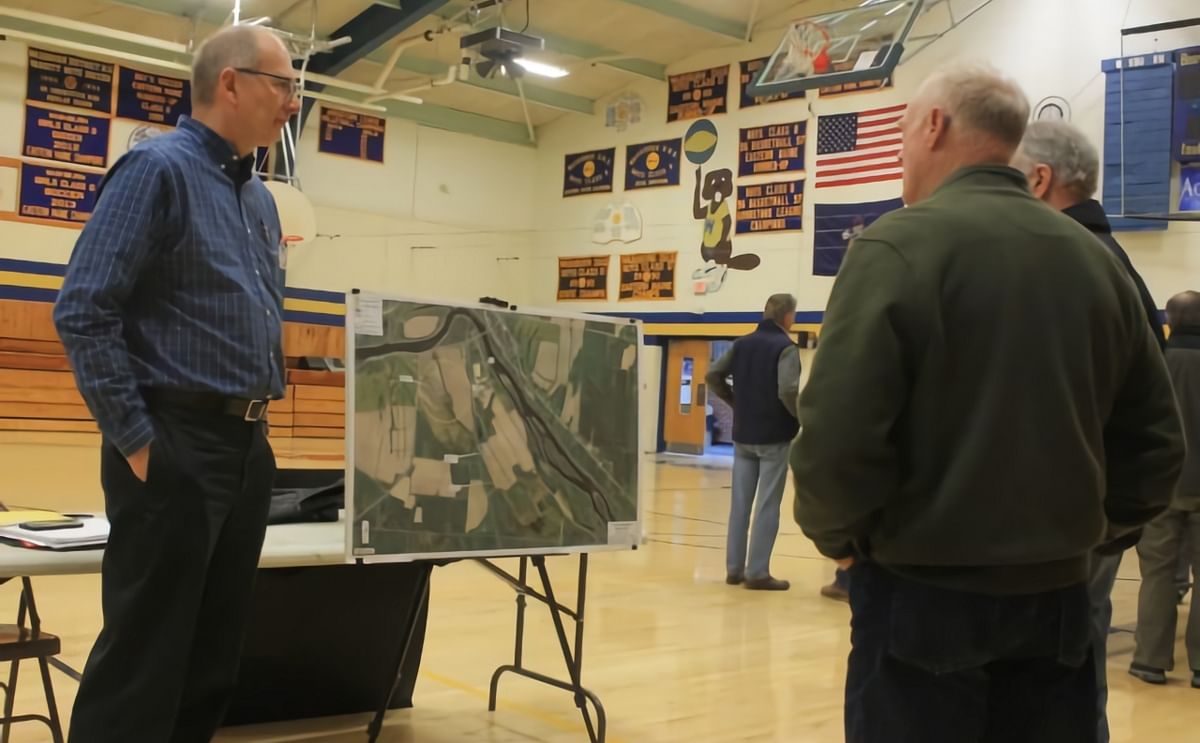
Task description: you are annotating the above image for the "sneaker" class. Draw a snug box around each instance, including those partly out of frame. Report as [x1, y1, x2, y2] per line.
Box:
[744, 576, 790, 591]
[820, 582, 850, 603]
[725, 573, 744, 586]
[1128, 663, 1167, 685]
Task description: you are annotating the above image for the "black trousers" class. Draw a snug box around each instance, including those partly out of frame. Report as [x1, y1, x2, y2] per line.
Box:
[845, 562, 1097, 743]
[68, 405, 276, 743]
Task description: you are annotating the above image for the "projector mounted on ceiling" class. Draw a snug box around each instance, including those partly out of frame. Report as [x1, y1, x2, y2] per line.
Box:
[459, 26, 567, 79]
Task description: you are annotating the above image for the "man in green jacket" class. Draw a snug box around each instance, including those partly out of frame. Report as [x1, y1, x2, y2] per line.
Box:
[792, 63, 1184, 743]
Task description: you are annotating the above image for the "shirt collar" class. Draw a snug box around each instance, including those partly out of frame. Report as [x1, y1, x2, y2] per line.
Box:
[176, 115, 256, 184]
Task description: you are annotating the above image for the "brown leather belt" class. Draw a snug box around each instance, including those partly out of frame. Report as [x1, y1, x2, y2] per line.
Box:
[142, 388, 270, 422]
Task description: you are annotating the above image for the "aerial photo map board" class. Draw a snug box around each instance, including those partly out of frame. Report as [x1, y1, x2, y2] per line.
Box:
[345, 293, 642, 561]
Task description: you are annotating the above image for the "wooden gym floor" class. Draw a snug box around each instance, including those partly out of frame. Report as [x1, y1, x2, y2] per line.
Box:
[0, 436, 1197, 742]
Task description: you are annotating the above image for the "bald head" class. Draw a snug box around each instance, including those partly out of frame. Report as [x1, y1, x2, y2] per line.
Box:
[1167, 291, 1200, 331]
[191, 25, 283, 107]
[898, 62, 1030, 205]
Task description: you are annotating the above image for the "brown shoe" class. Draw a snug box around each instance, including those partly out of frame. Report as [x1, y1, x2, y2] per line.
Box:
[820, 582, 850, 603]
[745, 576, 790, 591]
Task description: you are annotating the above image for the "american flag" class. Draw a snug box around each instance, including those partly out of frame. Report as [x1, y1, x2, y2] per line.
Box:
[815, 104, 906, 189]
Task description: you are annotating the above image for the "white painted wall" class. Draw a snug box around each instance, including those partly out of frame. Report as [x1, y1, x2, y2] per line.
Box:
[529, 0, 1200, 316]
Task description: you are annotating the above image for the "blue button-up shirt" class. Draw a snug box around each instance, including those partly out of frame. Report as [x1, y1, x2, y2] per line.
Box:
[54, 116, 285, 456]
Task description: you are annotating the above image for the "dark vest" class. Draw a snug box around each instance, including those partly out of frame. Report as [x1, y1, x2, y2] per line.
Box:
[729, 320, 800, 445]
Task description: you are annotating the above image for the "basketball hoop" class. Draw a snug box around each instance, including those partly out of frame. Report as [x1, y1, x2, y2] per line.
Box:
[278, 234, 303, 270]
[779, 21, 832, 78]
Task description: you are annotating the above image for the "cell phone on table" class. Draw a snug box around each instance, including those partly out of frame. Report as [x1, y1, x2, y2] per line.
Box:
[19, 519, 84, 531]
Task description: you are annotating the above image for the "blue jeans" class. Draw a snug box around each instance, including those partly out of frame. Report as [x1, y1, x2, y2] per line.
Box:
[845, 562, 1096, 743]
[1087, 553, 1122, 743]
[727, 442, 789, 579]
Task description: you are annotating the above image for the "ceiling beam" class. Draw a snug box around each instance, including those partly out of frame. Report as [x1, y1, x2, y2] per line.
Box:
[608, 0, 747, 41]
[370, 52, 595, 114]
[381, 99, 534, 145]
[308, 0, 453, 76]
[298, 0, 451, 139]
[434, 3, 665, 81]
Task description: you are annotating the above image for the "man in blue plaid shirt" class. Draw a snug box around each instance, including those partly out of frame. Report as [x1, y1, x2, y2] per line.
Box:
[54, 24, 300, 743]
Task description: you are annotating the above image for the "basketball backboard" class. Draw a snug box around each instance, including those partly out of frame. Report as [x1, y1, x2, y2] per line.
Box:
[746, 0, 924, 97]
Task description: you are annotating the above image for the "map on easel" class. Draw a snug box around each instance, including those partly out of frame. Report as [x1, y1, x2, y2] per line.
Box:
[345, 294, 642, 561]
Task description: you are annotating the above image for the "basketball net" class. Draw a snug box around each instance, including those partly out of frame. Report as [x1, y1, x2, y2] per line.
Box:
[777, 21, 832, 78]
[279, 235, 303, 271]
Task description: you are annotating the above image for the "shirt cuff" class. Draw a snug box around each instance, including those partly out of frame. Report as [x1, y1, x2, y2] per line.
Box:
[111, 414, 156, 458]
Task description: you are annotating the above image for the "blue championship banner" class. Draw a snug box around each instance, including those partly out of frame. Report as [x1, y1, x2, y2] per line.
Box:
[116, 67, 190, 126]
[26, 47, 114, 113]
[667, 65, 729, 122]
[318, 107, 386, 162]
[19, 164, 102, 225]
[1181, 166, 1200, 212]
[736, 180, 804, 234]
[557, 255, 610, 300]
[23, 104, 110, 168]
[625, 139, 681, 190]
[740, 57, 805, 108]
[562, 148, 615, 197]
[1174, 47, 1200, 163]
[738, 122, 806, 177]
[813, 198, 904, 276]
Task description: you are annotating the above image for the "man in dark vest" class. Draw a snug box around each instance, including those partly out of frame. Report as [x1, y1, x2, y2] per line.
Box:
[1013, 120, 1171, 743]
[706, 293, 801, 591]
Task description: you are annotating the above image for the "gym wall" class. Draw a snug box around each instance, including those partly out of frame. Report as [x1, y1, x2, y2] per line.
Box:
[530, 0, 1200, 328]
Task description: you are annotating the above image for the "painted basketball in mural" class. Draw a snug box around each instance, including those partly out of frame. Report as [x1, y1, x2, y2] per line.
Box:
[684, 119, 719, 165]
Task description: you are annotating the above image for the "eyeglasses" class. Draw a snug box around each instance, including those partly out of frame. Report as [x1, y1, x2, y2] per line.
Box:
[234, 68, 302, 99]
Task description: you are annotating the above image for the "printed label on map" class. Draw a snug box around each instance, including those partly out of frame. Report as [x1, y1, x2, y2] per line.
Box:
[608, 521, 640, 545]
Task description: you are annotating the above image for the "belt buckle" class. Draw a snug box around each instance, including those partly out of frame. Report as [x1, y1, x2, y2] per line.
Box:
[244, 399, 268, 422]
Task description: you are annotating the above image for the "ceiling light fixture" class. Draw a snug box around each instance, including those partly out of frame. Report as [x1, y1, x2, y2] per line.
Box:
[513, 57, 569, 78]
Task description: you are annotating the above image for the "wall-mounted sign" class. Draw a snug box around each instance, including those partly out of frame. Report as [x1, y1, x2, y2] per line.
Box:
[26, 47, 114, 113]
[625, 138, 681, 190]
[19, 164, 102, 225]
[735, 180, 804, 234]
[738, 121, 806, 177]
[619, 251, 676, 301]
[116, 67, 190, 125]
[563, 148, 615, 197]
[23, 104, 110, 168]
[1181, 165, 1200, 212]
[1174, 47, 1200, 163]
[318, 107, 386, 162]
[557, 255, 610, 300]
[667, 65, 729, 122]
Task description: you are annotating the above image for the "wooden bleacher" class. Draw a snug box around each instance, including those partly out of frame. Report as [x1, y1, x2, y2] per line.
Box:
[0, 298, 346, 442]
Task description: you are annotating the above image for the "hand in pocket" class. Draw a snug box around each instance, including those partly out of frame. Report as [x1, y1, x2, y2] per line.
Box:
[127, 443, 151, 482]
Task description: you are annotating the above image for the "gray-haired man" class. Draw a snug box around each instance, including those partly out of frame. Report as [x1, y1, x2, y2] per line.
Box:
[706, 293, 801, 591]
[1014, 120, 1172, 743]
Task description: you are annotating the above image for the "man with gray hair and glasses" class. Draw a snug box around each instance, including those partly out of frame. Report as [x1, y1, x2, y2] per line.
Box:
[706, 293, 801, 591]
[793, 64, 1183, 741]
[1013, 119, 1174, 743]
[55, 24, 300, 743]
